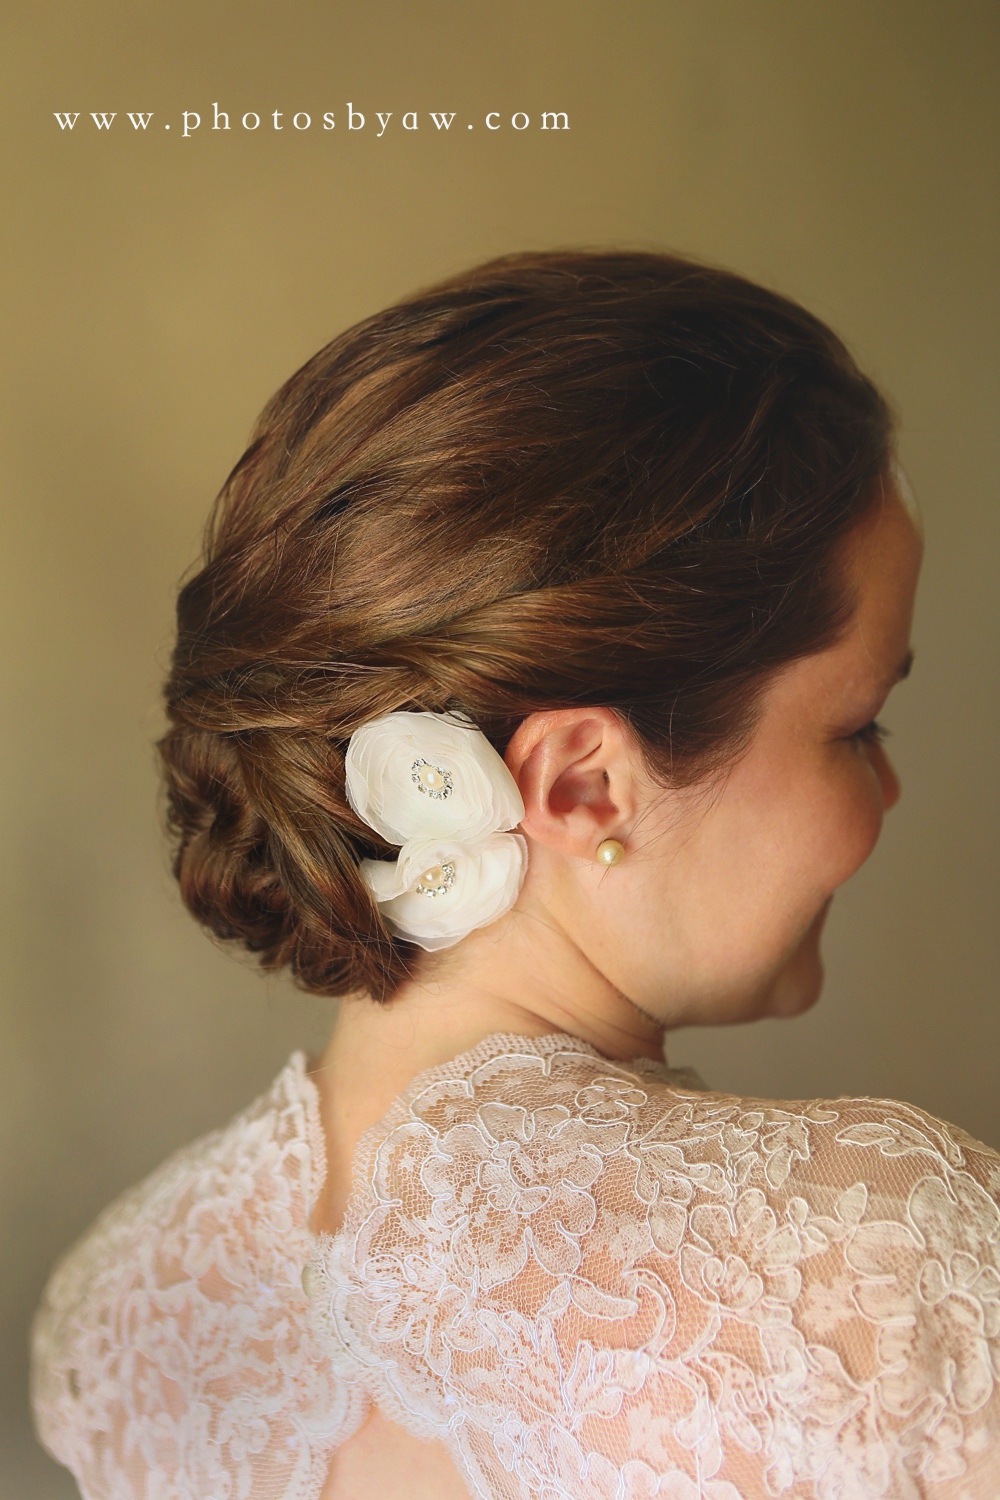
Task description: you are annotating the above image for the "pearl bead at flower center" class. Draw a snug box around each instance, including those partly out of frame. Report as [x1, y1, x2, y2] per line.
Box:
[411, 758, 454, 799]
[414, 861, 457, 897]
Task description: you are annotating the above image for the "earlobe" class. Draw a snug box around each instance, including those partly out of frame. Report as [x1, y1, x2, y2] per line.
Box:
[504, 709, 637, 858]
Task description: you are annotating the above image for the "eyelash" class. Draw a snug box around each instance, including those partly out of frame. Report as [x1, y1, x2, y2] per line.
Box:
[850, 719, 892, 747]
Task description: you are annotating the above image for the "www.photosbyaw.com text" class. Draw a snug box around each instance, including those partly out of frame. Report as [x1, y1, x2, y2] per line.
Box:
[52, 103, 570, 138]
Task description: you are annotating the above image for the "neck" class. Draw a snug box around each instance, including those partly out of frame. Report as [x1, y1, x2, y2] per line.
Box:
[313, 896, 665, 1155]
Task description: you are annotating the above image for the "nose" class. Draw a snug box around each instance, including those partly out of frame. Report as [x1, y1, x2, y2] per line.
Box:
[874, 746, 901, 812]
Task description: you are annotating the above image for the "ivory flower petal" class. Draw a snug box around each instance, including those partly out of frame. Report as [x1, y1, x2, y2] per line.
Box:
[361, 834, 528, 951]
[345, 711, 524, 845]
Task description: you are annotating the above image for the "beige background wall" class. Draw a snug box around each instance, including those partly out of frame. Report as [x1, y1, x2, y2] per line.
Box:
[3, 2, 997, 1493]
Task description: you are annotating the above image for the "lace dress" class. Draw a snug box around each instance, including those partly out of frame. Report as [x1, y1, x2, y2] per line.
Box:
[30, 1031, 1000, 1500]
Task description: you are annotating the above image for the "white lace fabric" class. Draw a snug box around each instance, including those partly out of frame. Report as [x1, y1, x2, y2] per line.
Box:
[31, 1032, 1000, 1499]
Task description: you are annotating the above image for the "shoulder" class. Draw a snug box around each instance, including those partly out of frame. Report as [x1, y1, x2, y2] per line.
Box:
[34, 1053, 321, 1331]
[31, 1055, 345, 1493]
[319, 1035, 1000, 1497]
[343, 1033, 1000, 1241]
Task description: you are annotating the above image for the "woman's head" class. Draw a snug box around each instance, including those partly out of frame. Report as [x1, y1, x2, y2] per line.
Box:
[160, 249, 903, 1008]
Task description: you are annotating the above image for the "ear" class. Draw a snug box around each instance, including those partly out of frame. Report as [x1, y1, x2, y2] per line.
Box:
[504, 708, 639, 860]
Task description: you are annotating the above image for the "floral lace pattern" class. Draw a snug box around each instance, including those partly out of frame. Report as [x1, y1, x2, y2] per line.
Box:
[32, 1033, 1000, 1499]
[30, 1060, 361, 1500]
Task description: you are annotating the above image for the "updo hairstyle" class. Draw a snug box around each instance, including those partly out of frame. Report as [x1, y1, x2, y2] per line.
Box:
[159, 250, 893, 1003]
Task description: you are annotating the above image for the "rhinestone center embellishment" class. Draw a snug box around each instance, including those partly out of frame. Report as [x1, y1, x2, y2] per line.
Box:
[411, 758, 453, 799]
[414, 861, 457, 897]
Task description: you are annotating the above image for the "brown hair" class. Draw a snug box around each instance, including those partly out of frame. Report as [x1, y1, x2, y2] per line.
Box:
[159, 249, 893, 1002]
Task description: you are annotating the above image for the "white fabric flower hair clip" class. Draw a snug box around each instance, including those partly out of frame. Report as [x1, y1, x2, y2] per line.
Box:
[344, 711, 527, 951]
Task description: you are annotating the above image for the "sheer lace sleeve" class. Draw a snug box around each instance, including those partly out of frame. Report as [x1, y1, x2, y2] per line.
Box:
[30, 1055, 364, 1500]
[304, 1035, 1000, 1500]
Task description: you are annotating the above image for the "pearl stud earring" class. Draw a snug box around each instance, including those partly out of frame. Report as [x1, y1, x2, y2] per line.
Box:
[595, 838, 624, 867]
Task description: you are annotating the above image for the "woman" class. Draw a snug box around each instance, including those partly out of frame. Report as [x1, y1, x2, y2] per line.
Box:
[31, 251, 1000, 1499]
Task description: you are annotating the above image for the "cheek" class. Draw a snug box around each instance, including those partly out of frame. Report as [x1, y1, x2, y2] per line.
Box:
[809, 753, 886, 892]
[723, 748, 888, 921]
